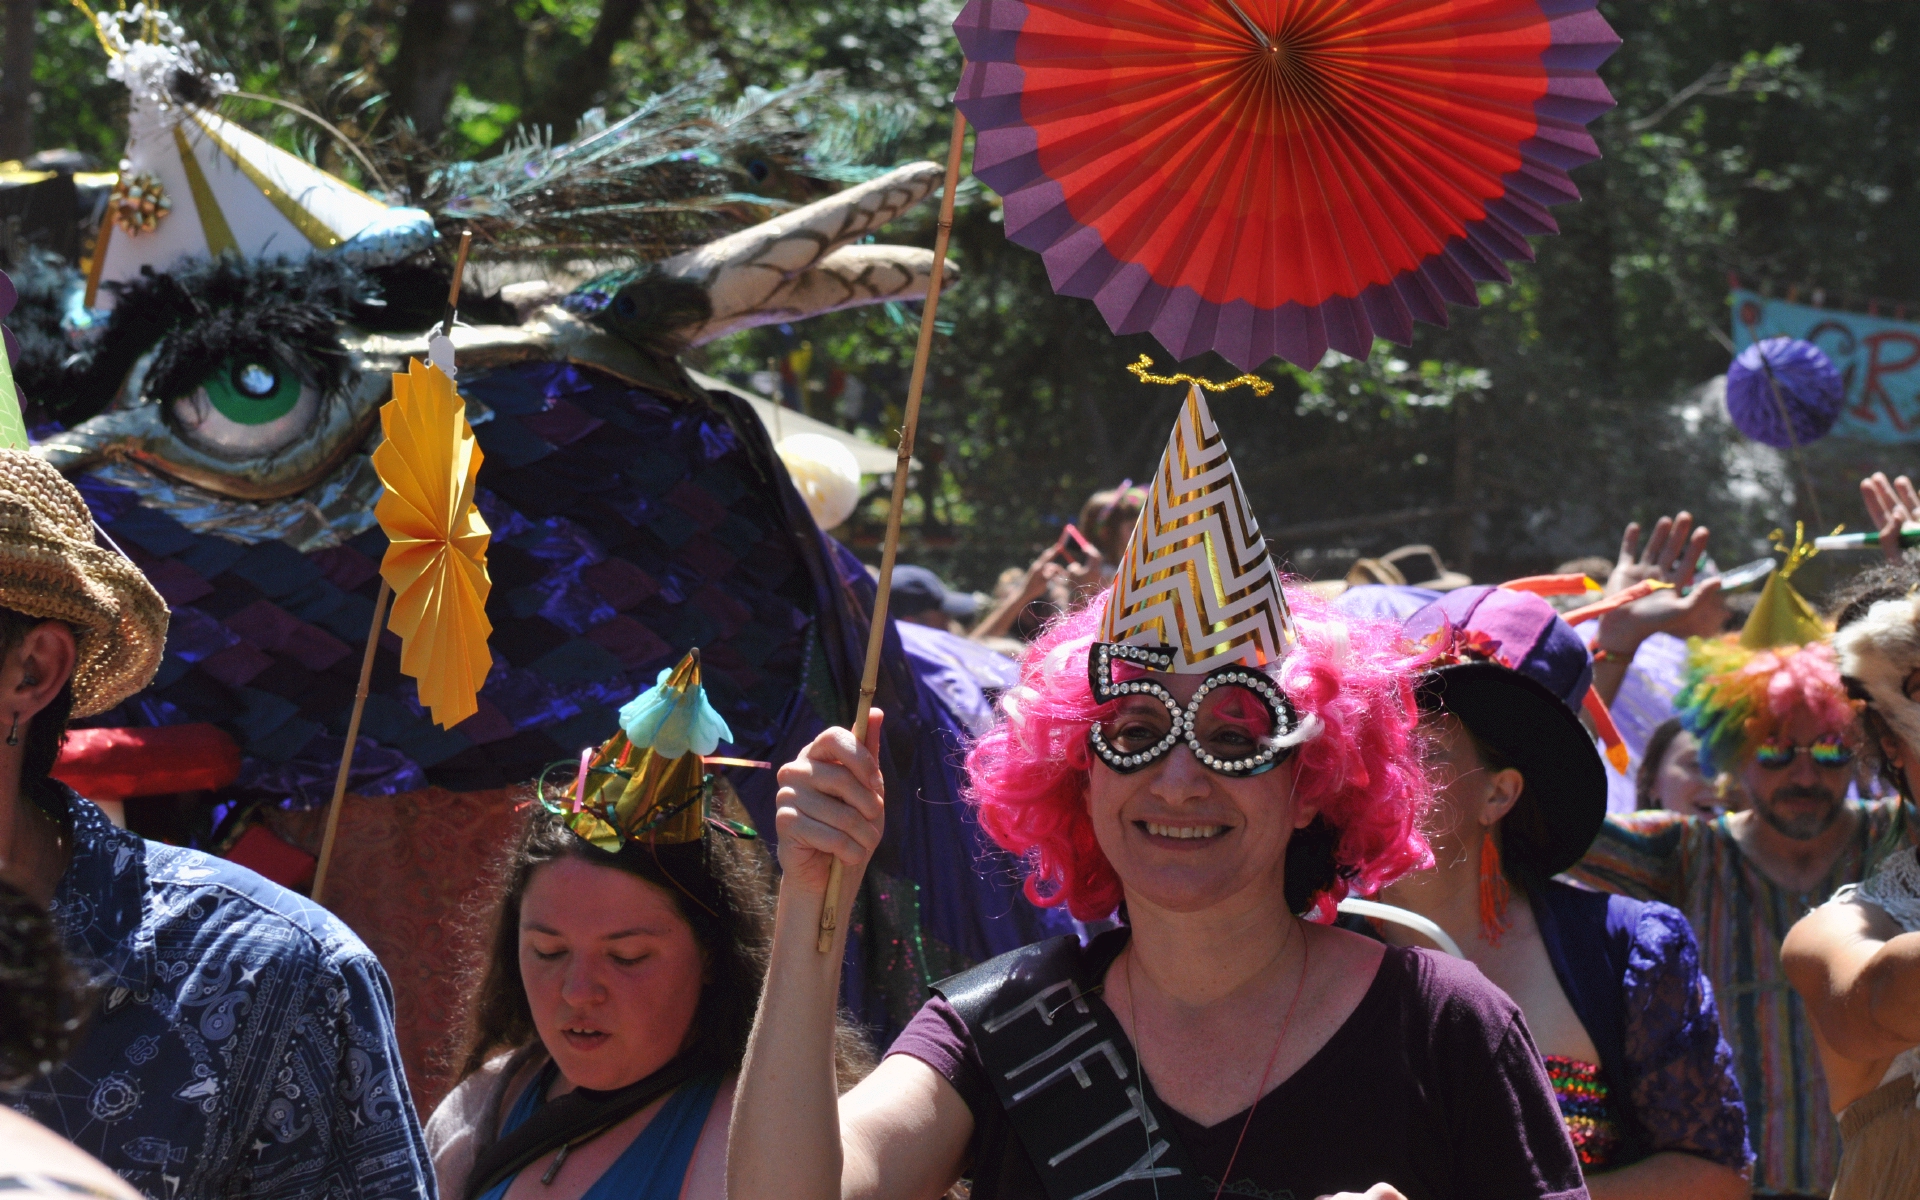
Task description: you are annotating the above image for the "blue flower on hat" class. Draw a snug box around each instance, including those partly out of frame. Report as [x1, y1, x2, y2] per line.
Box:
[619, 665, 733, 759]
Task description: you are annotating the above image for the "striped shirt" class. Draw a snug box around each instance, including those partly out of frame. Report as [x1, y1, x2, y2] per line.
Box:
[1565, 801, 1914, 1196]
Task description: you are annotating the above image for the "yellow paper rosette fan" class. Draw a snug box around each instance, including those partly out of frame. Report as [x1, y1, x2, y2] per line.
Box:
[372, 359, 493, 728]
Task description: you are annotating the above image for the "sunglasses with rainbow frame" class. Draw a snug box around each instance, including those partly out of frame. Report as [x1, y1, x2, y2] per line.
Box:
[1087, 642, 1319, 777]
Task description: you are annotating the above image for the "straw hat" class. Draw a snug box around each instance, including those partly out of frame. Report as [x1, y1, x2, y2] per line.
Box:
[0, 451, 168, 717]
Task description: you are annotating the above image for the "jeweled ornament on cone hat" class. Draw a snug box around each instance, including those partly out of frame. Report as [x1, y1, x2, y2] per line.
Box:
[1099, 382, 1295, 672]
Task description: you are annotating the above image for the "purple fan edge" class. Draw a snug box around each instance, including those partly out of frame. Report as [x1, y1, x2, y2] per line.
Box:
[951, 0, 1620, 370]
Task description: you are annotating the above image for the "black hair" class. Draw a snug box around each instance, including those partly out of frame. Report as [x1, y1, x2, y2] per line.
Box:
[1636, 717, 1689, 811]
[457, 794, 873, 1087]
[1453, 721, 1552, 892]
[1827, 554, 1920, 631]
[1284, 817, 1346, 915]
[0, 605, 75, 822]
[0, 878, 82, 1088]
[1826, 555, 1920, 799]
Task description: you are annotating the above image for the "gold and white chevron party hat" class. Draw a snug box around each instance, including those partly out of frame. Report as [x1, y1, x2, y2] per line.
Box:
[79, 4, 434, 308]
[1100, 385, 1295, 671]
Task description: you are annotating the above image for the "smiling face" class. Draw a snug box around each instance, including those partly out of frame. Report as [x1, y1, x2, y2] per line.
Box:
[1651, 728, 1720, 818]
[1086, 672, 1312, 914]
[518, 855, 706, 1091]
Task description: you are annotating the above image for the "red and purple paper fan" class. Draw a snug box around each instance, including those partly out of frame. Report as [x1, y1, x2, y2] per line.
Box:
[954, 0, 1621, 370]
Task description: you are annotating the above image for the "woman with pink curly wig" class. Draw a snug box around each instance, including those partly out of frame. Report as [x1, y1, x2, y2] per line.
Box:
[731, 391, 1589, 1200]
[966, 590, 1433, 924]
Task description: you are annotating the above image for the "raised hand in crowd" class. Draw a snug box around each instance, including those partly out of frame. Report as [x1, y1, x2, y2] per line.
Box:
[1057, 541, 1107, 607]
[969, 545, 1064, 640]
[1860, 471, 1919, 564]
[1590, 512, 1728, 704]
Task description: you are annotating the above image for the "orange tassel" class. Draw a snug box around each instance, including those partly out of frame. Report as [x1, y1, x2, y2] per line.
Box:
[1501, 573, 1601, 598]
[1479, 832, 1512, 945]
[1559, 579, 1672, 626]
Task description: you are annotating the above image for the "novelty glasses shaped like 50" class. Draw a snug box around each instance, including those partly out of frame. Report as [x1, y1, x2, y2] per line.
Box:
[1752, 733, 1855, 771]
[1087, 643, 1318, 776]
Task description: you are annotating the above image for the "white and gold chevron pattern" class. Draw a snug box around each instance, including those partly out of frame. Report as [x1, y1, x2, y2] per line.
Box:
[1100, 385, 1294, 672]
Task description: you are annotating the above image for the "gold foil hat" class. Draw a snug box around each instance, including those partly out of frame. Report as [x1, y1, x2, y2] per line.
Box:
[1099, 384, 1295, 671]
[539, 650, 757, 851]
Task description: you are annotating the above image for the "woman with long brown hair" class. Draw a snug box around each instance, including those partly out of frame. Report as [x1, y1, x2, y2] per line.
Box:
[426, 652, 867, 1200]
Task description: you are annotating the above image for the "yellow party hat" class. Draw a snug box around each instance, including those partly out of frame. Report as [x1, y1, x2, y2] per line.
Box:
[1099, 384, 1294, 671]
[1738, 524, 1830, 650]
[543, 650, 757, 852]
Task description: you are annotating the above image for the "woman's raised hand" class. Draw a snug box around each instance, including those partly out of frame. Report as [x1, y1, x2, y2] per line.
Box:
[774, 711, 887, 897]
[1316, 1187, 1407, 1200]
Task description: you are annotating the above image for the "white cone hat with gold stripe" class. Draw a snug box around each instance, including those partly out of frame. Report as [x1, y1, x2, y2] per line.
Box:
[82, 5, 433, 308]
[1100, 384, 1296, 671]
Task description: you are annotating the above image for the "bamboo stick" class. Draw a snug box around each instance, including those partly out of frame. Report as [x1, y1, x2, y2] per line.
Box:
[817, 110, 968, 953]
[312, 579, 391, 905]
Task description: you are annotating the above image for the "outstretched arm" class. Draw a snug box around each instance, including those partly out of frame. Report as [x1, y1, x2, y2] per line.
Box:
[728, 713, 973, 1200]
[1588, 1153, 1748, 1200]
[1783, 897, 1920, 1063]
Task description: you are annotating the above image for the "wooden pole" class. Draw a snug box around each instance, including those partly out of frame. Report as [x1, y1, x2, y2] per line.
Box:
[816, 109, 968, 953]
[313, 232, 472, 905]
[312, 579, 392, 905]
[442, 228, 473, 335]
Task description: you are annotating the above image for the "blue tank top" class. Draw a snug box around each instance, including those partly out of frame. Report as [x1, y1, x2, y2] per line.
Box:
[476, 1063, 722, 1200]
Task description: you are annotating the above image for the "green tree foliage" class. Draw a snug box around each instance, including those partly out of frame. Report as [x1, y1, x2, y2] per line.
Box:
[20, 0, 1920, 589]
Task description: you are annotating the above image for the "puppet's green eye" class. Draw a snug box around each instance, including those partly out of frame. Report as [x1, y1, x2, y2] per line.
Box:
[202, 359, 301, 425]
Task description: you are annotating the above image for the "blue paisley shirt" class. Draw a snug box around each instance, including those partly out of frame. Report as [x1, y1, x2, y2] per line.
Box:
[8, 793, 435, 1200]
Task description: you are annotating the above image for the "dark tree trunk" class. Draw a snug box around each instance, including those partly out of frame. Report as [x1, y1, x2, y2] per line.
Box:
[0, 0, 36, 161]
[384, 0, 487, 144]
[520, 0, 647, 141]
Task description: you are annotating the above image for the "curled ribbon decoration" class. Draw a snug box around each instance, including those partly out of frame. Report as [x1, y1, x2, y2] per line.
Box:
[1125, 354, 1274, 396]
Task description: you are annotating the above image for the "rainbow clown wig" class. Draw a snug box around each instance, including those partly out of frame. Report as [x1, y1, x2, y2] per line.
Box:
[1674, 638, 1855, 779]
[1674, 538, 1857, 779]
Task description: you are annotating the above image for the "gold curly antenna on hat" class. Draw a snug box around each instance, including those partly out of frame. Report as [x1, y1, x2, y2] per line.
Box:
[1099, 385, 1294, 671]
[1125, 354, 1274, 396]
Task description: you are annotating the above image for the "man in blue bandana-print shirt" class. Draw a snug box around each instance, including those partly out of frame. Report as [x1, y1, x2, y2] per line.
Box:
[9, 790, 435, 1200]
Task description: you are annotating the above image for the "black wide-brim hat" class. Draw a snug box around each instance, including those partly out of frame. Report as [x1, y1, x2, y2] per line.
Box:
[1417, 661, 1607, 879]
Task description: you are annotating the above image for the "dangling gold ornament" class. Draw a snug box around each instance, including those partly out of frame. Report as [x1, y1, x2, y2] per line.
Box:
[107, 167, 172, 236]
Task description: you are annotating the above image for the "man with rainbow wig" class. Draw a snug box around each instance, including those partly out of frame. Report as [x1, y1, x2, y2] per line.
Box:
[1569, 539, 1913, 1199]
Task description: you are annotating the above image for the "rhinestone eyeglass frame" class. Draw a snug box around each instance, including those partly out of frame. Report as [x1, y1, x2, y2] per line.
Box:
[1086, 642, 1300, 777]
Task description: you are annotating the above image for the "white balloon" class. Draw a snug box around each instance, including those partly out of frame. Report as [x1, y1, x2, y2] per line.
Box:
[776, 433, 864, 531]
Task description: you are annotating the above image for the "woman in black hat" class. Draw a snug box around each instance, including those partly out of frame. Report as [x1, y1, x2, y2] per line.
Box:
[1377, 587, 1752, 1198]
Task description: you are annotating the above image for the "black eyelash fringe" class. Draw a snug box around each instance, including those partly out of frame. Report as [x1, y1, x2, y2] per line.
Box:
[51, 255, 379, 422]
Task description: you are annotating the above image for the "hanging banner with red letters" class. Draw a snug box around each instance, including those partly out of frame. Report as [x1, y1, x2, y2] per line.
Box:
[1732, 289, 1920, 443]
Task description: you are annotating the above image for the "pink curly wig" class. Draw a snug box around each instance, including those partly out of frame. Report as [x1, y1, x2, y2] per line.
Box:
[963, 588, 1435, 922]
[1676, 637, 1860, 777]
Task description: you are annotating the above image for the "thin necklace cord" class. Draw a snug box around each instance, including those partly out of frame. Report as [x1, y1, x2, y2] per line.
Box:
[1123, 918, 1311, 1200]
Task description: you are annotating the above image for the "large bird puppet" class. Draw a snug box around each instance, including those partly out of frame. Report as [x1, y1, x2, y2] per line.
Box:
[16, 6, 1064, 1108]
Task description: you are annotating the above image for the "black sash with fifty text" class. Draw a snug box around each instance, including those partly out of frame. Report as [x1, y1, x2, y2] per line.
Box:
[934, 932, 1205, 1200]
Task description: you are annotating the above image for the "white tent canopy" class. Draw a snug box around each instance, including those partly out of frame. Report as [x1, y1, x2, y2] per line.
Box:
[689, 369, 906, 475]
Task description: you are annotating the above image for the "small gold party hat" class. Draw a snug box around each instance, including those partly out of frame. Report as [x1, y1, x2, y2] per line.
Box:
[1739, 525, 1830, 650]
[543, 650, 755, 851]
[1099, 385, 1294, 671]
